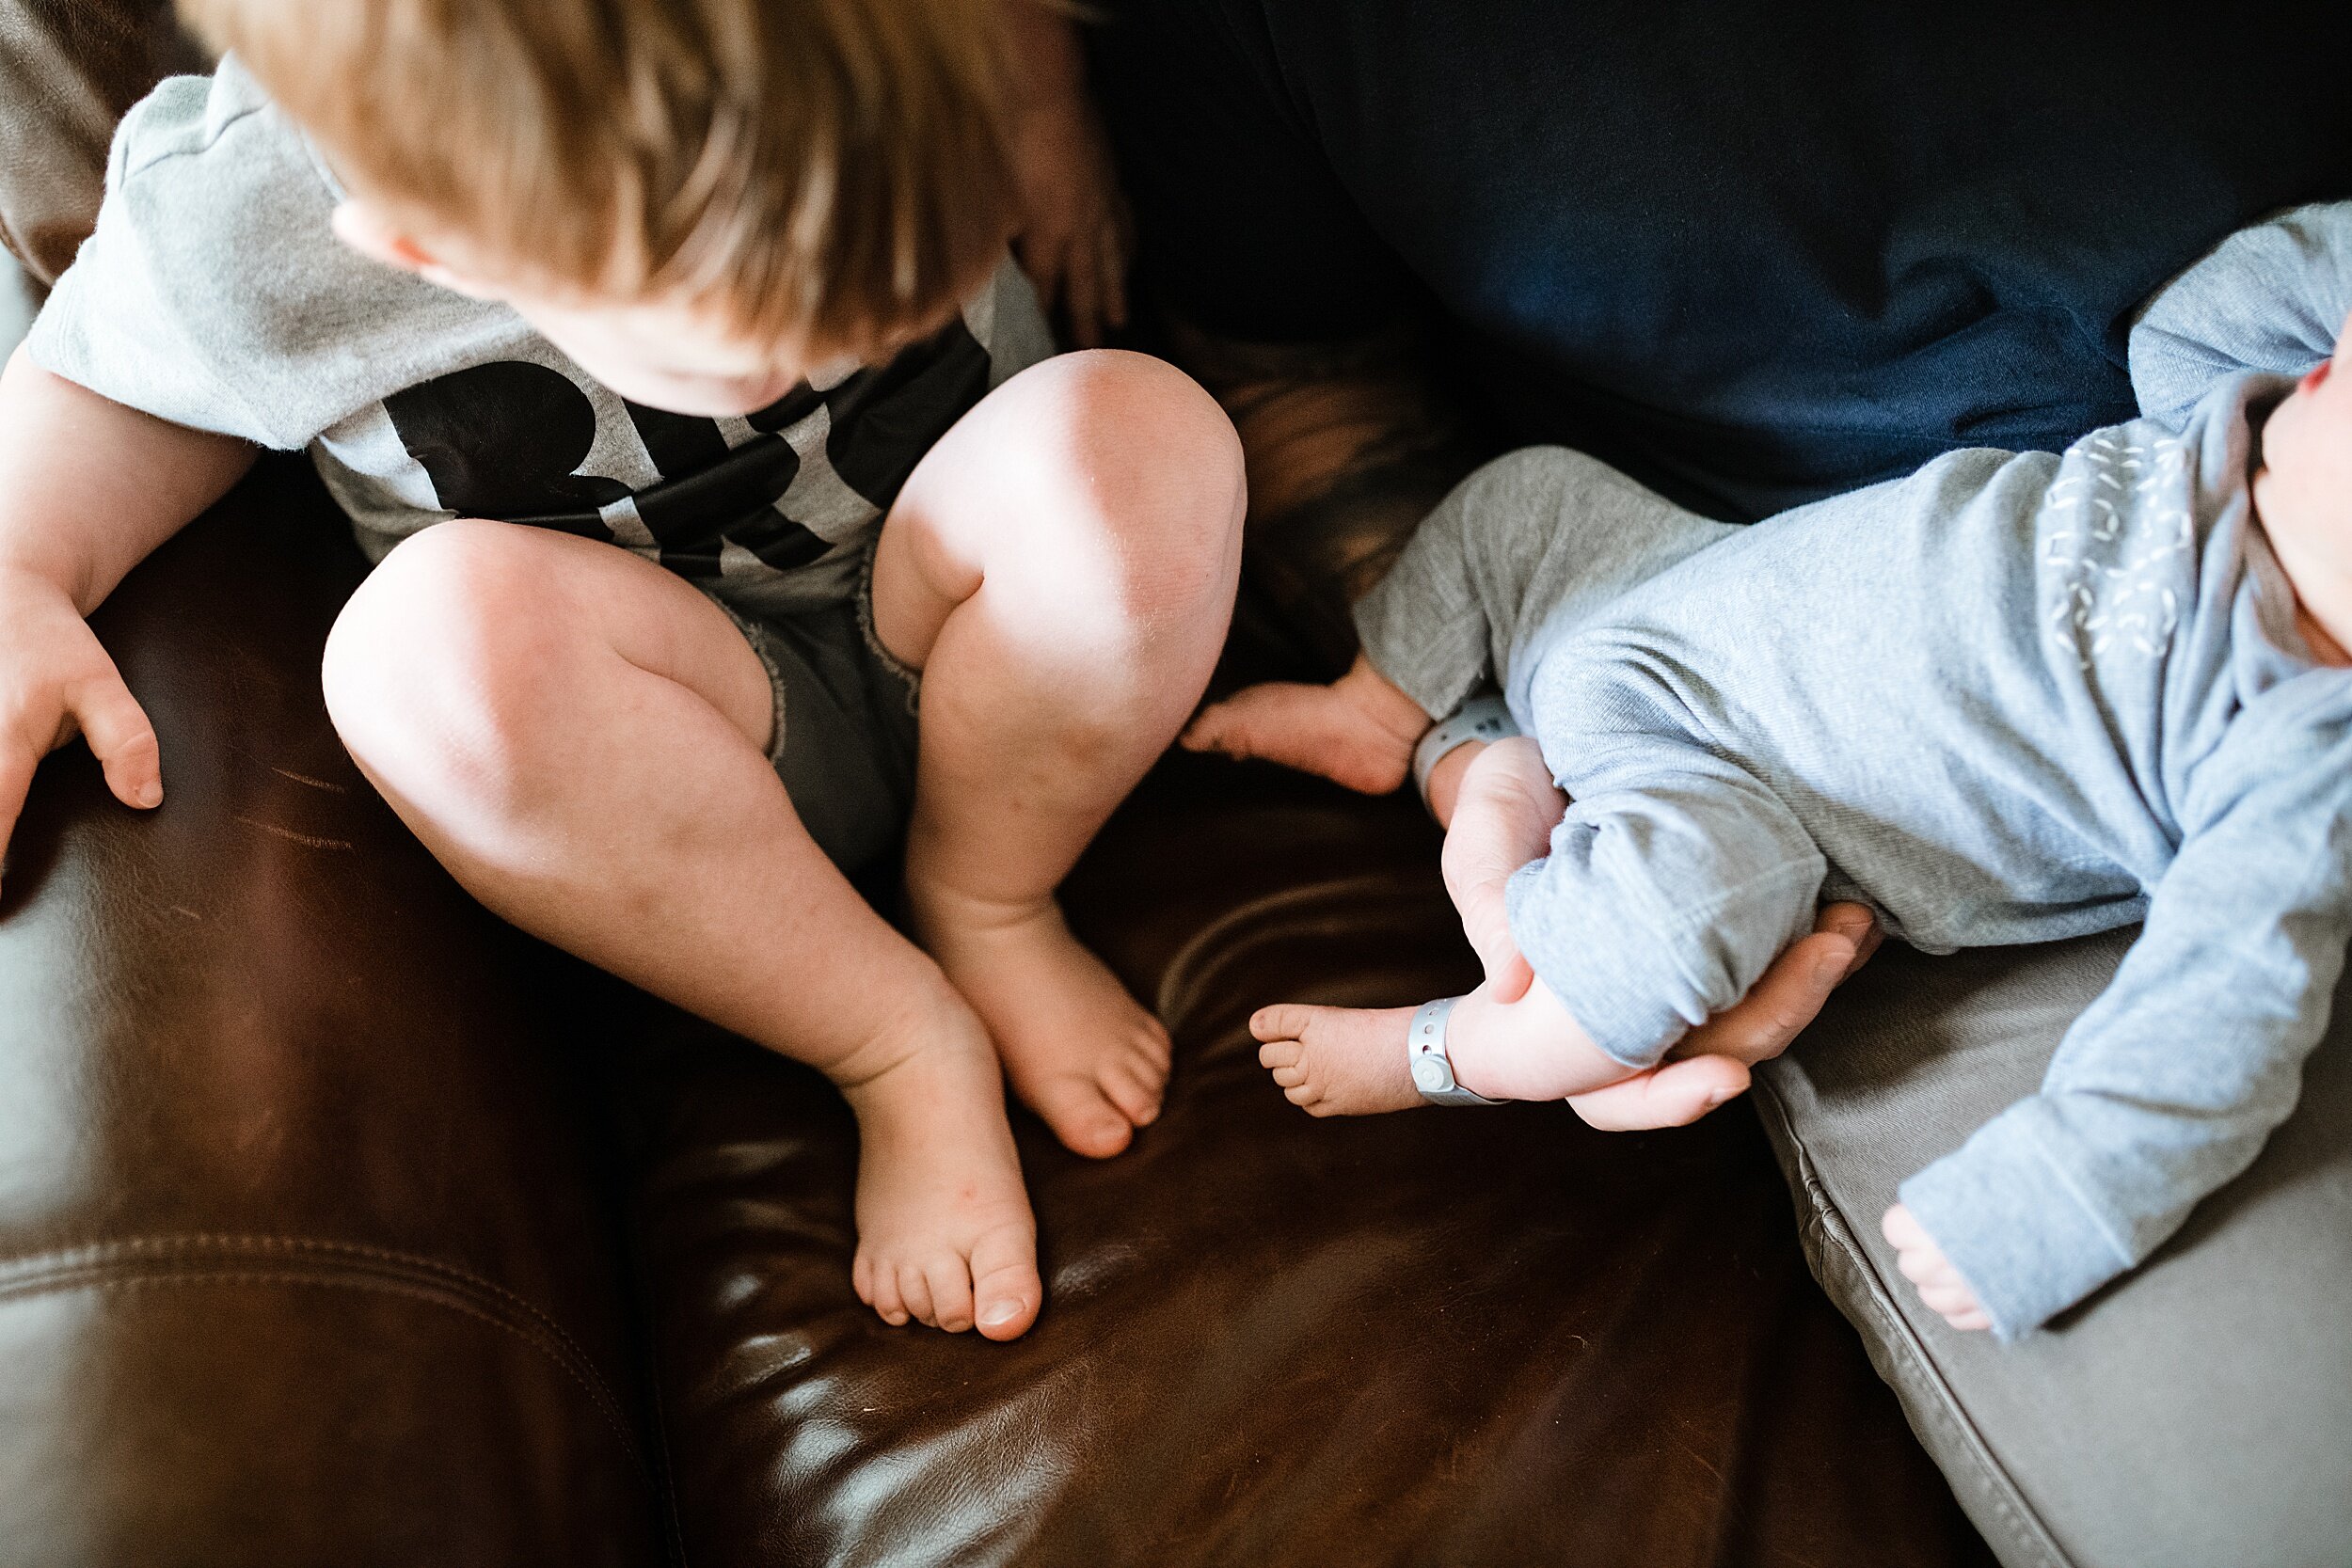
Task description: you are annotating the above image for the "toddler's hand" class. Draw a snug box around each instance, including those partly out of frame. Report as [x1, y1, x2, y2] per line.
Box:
[1441, 736, 1566, 1002]
[0, 570, 163, 895]
[1883, 1203, 1992, 1333]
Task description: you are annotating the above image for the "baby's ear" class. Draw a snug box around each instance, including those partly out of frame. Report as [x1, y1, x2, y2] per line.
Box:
[329, 202, 500, 301]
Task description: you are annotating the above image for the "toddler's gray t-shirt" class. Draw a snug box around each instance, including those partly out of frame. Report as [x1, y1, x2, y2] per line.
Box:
[26, 56, 1055, 620]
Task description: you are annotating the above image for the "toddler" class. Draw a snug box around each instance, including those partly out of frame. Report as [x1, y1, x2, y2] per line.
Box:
[0, 0, 1245, 1340]
[1185, 202, 2352, 1340]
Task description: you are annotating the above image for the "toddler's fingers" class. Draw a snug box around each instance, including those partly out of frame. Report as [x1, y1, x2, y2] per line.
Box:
[1567, 1054, 1751, 1132]
[1941, 1307, 1994, 1333]
[0, 745, 36, 892]
[72, 673, 163, 811]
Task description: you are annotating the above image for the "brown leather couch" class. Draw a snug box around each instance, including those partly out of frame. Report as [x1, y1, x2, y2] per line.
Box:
[0, 8, 1994, 1563]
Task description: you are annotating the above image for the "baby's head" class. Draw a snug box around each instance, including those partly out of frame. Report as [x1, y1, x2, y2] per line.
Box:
[182, 0, 1021, 415]
[2251, 310, 2352, 626]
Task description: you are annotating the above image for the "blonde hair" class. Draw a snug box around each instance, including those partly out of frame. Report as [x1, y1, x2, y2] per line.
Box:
[183, 0, 1021, 352]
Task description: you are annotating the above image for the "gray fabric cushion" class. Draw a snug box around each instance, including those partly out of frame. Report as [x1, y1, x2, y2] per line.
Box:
[1757, 929, 2352, 1568]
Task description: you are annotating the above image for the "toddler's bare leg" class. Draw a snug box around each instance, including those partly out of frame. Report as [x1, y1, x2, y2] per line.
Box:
[321, 521, 1041, 1338]
[872, 352, 1246, 1159]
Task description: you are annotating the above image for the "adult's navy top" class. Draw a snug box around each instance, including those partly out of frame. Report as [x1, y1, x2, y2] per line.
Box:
[1091, 0, 2352, 519]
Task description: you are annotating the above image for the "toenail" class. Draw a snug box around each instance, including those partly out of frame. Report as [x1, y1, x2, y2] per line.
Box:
[980, 1301, 1023, 1327]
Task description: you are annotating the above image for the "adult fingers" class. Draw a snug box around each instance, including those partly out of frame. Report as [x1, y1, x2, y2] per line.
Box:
[1097, 214, 1129, 331]
[1014, 231, 1064, 327]
[1679, 909, 1877, 1068]
[1063, 233, 1103, 349]
[68, 668, 163, 812]
[1567, 1054, 1751, 1132]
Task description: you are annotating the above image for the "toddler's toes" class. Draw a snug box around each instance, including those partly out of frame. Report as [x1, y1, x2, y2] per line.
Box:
[1103, 1053, 1167, 1126]
[852, 1252, 874, 1307]
[971, 1227, 1043, 1341]
[865, 1256, 911, 1327]
[1257, 1037, 1303, 1069]
[898, 1263, 938, 1330]
[923, 1256, 977, 1335]
[1268, 1063, 1306, 1088]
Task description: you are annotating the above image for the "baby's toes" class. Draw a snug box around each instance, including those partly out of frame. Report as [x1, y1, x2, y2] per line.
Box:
[1251, 1004, 1316, 1045]
[1267, 1062, 1307, 1088]
[1283, 1080, 1336, 1116]
[1258, 1037, 1303, 1071]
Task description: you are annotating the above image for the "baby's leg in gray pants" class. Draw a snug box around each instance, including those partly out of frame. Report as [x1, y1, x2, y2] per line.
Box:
[1356, 445, 1740, 721]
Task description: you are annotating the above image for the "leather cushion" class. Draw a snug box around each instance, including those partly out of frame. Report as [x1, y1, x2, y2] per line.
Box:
[619, 748, 1995, 1566]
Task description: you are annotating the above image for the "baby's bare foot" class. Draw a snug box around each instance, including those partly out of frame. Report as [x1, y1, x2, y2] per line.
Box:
[1182, 653, 1429, 795]
[1254, 980, 1640, 1116]
[914, 889, 1170, 1159]
[1251, 1002, 1424, 1115]
[837, 1006, 1042, 1339]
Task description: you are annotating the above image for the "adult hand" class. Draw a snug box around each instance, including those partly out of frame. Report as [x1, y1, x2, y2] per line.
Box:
[1008, 90, 1132, 349]
[1564, 902, 1880, 1131]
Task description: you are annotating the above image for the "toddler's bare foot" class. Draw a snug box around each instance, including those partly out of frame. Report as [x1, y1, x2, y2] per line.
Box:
[836, 1004, 1043, 1339]
[913, 887, 1171, 1159]
[1181, 651, 1429, 795]
[1253, 978, 1638, 1116]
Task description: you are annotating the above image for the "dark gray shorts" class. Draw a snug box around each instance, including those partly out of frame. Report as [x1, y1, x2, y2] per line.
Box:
[701, 546, 921, 877]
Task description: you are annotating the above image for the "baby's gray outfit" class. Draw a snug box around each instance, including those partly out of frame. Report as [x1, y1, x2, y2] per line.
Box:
[1355, 202, 2352, 1338]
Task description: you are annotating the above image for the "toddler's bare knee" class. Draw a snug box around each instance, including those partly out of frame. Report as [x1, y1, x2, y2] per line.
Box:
[321, 520, 565, 816]
[1022, 349, 1246, 568]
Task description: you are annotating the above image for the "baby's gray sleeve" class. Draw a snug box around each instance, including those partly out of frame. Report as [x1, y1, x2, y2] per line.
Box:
[1899, 686, 2352, 1339]
[2129, 201, 2352, 428]
[1355, 447, 1738, 721]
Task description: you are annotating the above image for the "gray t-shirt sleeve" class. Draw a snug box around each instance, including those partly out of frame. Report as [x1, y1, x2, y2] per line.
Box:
[1899, 677, 2352, 1339]
[2128, 200, 2352, 429]
[25, 56, 498, 451]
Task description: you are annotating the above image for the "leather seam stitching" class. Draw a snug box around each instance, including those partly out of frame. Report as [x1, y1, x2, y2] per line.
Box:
[0, 1243, 647, 1478]
[0, 1232, 605, 1379]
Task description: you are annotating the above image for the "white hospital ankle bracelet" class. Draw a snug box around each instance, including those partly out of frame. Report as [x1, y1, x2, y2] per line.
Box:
[1408, 996, 1502, 1107]
[1411, 693, 1520, 813]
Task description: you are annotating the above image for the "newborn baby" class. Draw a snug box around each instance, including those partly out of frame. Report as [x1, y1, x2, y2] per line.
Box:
[1184, 202, 2352, 1340]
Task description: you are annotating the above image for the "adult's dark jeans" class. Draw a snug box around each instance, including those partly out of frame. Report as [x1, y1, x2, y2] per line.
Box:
[1090, 5, 2352, 1564]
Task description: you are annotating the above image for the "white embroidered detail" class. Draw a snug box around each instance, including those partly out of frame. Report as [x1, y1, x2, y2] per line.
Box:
[2041, 429, 2194, 670]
